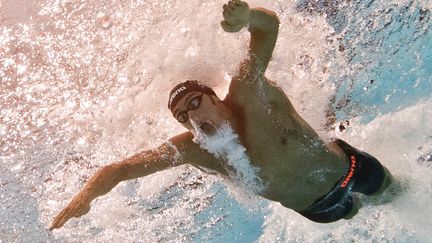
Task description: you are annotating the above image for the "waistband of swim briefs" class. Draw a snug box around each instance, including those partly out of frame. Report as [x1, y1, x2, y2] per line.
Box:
[298, 139, 355, 214]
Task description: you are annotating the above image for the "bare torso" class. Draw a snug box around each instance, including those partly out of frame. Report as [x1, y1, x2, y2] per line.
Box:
[167, 6, 350, 211]
[221, 70, 349, 211]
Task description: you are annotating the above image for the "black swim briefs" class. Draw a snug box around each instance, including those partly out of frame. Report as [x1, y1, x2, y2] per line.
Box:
[297, 139, 386, 223]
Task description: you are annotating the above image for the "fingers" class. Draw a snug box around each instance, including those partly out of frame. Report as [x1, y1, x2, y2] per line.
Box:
[49, 200, 90, 230]
[223, 0, 241, 11]
[228, 1, 235, 9]
[231, 0, 244, 7]
[223, 4, 233, 11]
[221, 0, 250, 33]
[221, 21, 233, 32]
[50, 206, 73, 230]
[220, 21, 244, 33]
[231, 0, 244, 8]
[223, 5, 231, 19]
[223, 0, 247, 13]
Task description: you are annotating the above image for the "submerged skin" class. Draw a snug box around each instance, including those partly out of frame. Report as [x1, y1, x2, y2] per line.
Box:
[50, 0, 384, 230]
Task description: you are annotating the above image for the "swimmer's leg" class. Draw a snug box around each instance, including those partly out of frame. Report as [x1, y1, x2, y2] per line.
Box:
[343, 195, 360, 220]
[369, 166, 393, 196]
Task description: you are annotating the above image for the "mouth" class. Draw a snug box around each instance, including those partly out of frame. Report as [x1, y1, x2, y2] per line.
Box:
[199, 122, 217, 135]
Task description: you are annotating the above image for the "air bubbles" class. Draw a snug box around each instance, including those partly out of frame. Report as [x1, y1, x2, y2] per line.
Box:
[65, 99, 77, 109]
[416, 137, 432, 167]
[16, 64, 27, 75]
[3, 58, 15, 67]
[76, 137, 86, 146]
[97, 14, 114, 30]
[185, 46, 198, 57]
[0, 125, 6, 136]
[79, 99, 92, 110]
[11, 163, 23, 172]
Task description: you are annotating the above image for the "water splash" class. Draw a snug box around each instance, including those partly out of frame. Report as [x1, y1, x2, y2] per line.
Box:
[1, 0, 432, 241]
[191, 121, 266, 194]
[318, 0, 432, 122]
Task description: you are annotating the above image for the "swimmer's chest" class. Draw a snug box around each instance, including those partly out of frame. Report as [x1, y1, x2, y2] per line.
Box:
[230, 80, 308, 160]
[236, 106, 338, 209]
[228, 79, 328, 189]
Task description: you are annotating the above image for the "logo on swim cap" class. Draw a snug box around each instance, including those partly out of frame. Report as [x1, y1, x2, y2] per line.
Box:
[169, 86, 187, 109]
[168, 80, 216, 112]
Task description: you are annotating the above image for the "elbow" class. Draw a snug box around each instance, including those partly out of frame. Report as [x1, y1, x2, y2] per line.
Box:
[96, 164, 124, 185]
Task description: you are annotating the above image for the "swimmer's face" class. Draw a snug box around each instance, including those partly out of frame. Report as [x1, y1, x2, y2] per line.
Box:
[171, 91, 229, 135]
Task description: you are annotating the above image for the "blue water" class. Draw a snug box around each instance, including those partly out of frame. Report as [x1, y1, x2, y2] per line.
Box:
[1, 0, 431, 242]
[322, 0, 432, 122]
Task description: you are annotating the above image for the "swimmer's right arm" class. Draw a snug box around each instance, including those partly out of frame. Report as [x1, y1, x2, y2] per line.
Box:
[49, 134, 193, 230]
[221, 0, 280, 76]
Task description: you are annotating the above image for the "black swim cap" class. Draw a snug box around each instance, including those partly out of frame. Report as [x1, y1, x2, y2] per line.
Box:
[168, 80, 216, 112]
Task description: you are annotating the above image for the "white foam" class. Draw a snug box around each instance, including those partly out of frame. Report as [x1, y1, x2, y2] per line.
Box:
[191, 121, 265, 194]
[2, 0, 431, 241]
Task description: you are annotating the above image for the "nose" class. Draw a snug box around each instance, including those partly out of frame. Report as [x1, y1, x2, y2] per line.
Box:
[187, 108, 206, 123]
[188, 116, 202, 130]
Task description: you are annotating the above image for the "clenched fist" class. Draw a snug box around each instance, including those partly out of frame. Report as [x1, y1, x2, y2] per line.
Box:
[221, 0, 250, 32]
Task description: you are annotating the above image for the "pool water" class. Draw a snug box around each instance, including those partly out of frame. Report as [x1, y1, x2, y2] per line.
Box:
[1, 0, 431, 241]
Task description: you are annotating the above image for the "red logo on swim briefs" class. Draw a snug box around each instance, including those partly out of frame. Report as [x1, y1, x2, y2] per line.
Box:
[341, 155, 356, 188]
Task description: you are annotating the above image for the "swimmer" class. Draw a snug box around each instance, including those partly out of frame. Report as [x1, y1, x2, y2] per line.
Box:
[50, 0, 392, 229]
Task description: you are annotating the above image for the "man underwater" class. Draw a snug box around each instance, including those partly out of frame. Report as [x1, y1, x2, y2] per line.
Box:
[50, 0, 391, 229]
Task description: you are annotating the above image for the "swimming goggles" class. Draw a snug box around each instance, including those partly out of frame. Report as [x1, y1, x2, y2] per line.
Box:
[176, 93, 204, 123]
